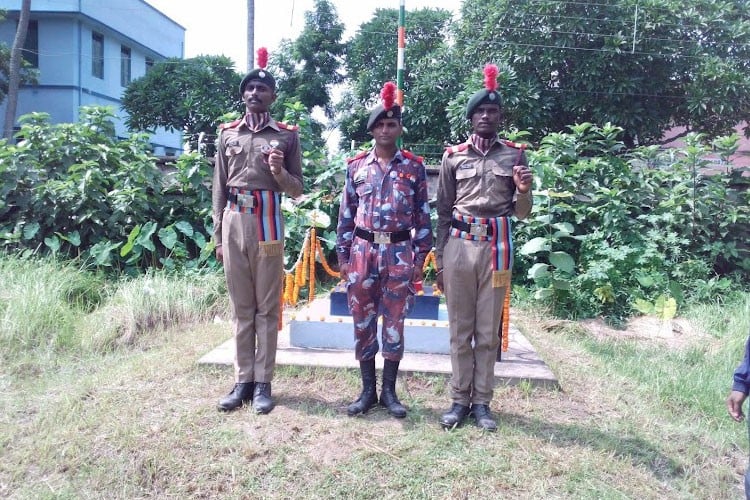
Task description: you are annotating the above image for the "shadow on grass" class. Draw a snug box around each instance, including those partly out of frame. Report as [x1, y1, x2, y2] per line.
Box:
[277, 392, 424, 428]
[500, 412, 686, 480]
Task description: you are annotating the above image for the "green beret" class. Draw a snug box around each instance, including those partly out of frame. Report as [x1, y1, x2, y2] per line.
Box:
[366, 104, 402, 131]
[239, 69, 276, 95]
[465, 89, 502, 119]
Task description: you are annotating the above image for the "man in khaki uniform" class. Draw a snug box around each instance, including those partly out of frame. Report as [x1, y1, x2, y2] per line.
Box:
[212, 48, 303, 414]
[435, 64, 533, 431]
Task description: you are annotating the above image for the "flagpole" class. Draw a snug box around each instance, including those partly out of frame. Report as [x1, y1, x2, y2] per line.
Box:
[397, 0, 405, 107]
[397, 0, 405, 147]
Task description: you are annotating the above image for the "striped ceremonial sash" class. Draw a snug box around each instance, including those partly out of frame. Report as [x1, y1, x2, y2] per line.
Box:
[227, 188, 283, 242]
[449, 213, 513, 272]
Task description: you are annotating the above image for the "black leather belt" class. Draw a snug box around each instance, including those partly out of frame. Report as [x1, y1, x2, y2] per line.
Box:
[354, 227, 411, 244]
[451, 219, 494, 237]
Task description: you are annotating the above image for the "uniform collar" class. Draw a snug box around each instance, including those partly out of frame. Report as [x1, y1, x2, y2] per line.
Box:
[470, 133, 498, 155]
[365, 148, 404, 166]
[244, 112, 273, 132]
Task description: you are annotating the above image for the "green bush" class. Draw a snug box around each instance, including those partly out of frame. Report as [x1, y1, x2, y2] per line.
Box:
[0, 107, 216, 273]
[515, 123, 750, 323]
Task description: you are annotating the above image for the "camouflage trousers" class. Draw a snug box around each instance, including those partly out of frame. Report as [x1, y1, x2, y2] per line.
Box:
[346, 237, 415, 361]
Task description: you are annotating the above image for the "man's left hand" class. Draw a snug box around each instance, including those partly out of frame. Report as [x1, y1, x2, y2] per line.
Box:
[513, 165, 533, 193]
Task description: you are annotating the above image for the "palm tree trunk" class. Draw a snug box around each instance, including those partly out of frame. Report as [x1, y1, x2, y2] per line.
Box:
[3, 0, 32, 140]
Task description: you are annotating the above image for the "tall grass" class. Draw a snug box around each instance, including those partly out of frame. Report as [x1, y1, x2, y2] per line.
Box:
[81, 270, 227, 351]
[0, 255, 106, 355]
[0, 254, 227, 360]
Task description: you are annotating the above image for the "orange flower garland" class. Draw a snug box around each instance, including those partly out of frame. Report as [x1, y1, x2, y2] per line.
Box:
[501, 288, 510, 352]
[308, 227, 317, 302]
[316, 238, 340, 278]
[279, 227, 343, 311]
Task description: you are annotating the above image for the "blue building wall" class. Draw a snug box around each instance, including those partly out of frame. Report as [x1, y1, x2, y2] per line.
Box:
[0, 0, 185, 155]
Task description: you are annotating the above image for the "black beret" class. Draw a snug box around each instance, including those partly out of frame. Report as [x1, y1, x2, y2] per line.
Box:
[366, 104, 402, 131]
[239, 68, 276, 95]
[465, 89, 502, 119]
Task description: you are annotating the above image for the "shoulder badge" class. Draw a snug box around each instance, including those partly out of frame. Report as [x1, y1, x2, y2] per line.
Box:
[219, 119, 242, 131]
[346, 150, 368, 164]
[502, 139, 527, 150]
[401, 149, 424, 164]
[277, 121, 299, 132]
[444, 142, 470, 155]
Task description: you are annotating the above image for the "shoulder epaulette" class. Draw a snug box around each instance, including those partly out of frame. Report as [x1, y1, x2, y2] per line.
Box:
[401, 149, 424, 164]
[444, 143, 470, 155]
[219, 119, 242, 131]
[346, 150, 368, 164]
[277, 121, 299, 132]
[501, 139, 528, 150]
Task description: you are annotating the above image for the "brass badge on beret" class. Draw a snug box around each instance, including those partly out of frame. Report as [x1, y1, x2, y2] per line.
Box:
[387, 110, 394, 117]
[489, 93, 496, 100]
[259, 71, 266, 78]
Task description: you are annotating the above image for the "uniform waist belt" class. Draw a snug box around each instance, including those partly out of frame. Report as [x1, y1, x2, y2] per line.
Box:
[451, 218, 494, 237]
[354, 227, 411, 244]
[227, 189, 256, 208]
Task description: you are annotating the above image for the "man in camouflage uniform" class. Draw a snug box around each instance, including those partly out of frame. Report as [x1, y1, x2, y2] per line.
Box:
[213, 49, 303, 415]
[436, 65, 533, 431]
[336, 82, 433, 419]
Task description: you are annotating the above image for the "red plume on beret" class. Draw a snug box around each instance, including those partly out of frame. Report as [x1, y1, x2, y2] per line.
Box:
[381, 81, 397, 110]
[483, 64, 499, 92]
[257, 47, 268, 69]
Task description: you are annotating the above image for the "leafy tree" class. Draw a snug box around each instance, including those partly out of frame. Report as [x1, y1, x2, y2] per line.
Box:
[338, 7, 454, 156]
[0, 9, 38, 110]
[453, 0, 750, 147]
[269, 0, 345, 120]
[3, 0, 31, 140]
[121, 55, 242, 154]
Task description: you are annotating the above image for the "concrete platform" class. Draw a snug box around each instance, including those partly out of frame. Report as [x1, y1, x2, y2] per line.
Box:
[289, 298, 452, 354]
[198, 299, 559, 388]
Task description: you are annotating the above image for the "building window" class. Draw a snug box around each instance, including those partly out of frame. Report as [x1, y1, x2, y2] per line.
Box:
[120, 45, 131, 86]
[145, 57, 154, 74]
[92, 32, 104, 78]
[22, 20, 38, 68]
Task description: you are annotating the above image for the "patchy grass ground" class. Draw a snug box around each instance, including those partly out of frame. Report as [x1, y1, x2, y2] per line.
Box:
[1, 308, 748, 499]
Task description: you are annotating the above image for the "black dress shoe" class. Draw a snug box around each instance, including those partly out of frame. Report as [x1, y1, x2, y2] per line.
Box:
[439, 403, 471, 429]
[217, 382, 254, 412]
[252, 382, 274, 414]
[471, 404, 497, 431]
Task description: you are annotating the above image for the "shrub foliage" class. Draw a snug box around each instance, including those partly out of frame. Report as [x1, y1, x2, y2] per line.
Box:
[0, 107, 215, 274]
[514, 123, 750, 323]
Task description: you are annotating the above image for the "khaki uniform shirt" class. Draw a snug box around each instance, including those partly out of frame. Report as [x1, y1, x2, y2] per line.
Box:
[212, 118, 304, 246]
[435, 139, 532, 268]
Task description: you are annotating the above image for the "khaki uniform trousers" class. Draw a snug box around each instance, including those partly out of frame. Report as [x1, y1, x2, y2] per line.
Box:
[222, 209, 283, 384]
[444, 236, 507, 406]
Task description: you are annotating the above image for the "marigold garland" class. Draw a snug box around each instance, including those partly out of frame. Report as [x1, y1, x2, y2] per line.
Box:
[420, 249, 442, 296]
[279, 227, 344, 311]
[308, 227, 317, 302]
[501, 287, 510, 352]
[316, 239, 340, 278]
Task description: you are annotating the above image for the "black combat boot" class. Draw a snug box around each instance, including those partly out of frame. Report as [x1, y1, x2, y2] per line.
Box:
[252, 382, 274, 414]
[347, 359, 377, 416]
[217, 382, 254, 412]
[379, 359, 407, 418]
[470, 403, 497, 431]
[439, 403, 471, 429]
